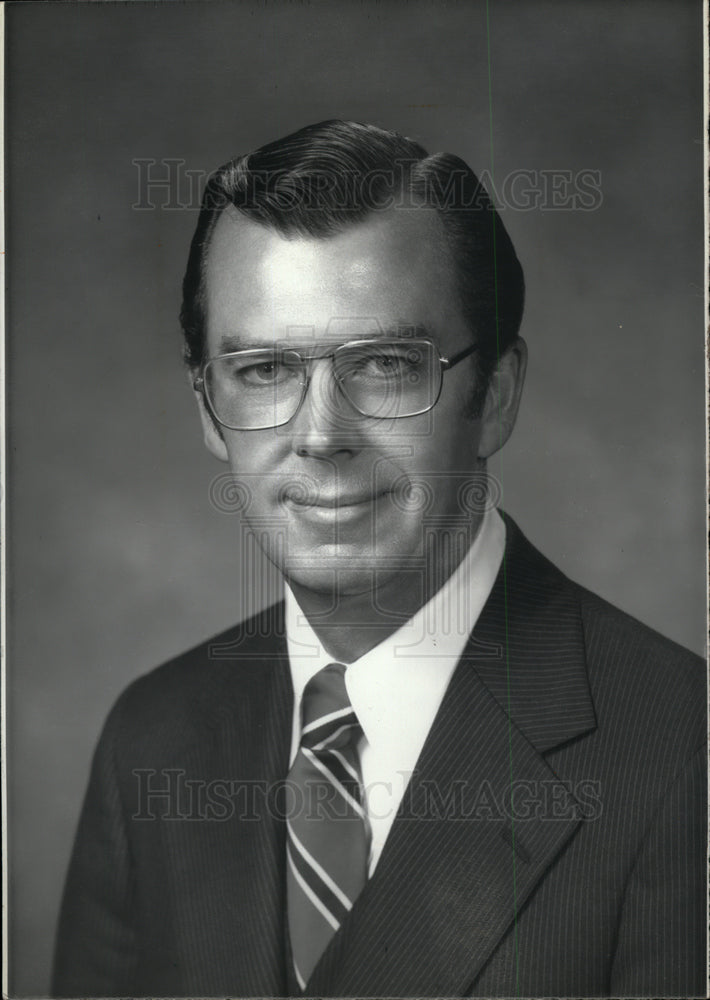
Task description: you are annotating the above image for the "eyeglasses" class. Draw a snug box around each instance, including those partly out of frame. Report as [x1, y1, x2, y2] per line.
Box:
[193, 338, 479, 431]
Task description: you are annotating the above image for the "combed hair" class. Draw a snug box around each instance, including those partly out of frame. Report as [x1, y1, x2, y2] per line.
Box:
[181, 120, 524, 409]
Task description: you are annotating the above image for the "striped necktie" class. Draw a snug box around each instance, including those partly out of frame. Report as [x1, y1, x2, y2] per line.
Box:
[286, 662, 370, 991]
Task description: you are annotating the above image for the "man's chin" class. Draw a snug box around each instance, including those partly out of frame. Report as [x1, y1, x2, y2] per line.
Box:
[282, 562, 383, 600]
[281, 540, 422, 599]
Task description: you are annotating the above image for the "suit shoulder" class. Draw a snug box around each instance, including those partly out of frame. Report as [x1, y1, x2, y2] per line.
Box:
[578, 584, 704, 676]
[505, 515, 705, 753]
[504, 513, 705, 689]
[577, 584, 706, 746]
[100, 602, 288, 751]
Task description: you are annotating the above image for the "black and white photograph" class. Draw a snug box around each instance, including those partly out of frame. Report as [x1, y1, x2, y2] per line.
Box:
[4, 1, 707, 997]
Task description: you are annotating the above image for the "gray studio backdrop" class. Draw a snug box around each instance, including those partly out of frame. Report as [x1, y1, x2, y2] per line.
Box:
[6, 1, 704, 995]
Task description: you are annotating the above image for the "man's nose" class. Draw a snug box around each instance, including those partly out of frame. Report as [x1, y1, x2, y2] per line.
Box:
[288, 358, 365, 458]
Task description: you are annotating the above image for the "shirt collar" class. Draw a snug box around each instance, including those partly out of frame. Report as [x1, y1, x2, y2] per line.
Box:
[285, 506, 505, 767]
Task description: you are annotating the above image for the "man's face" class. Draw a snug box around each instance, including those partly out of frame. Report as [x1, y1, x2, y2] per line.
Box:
[198, 205, 524, 602]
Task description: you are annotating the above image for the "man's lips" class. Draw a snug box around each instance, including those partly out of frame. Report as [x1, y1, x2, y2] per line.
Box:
[284, 489, 391, 509]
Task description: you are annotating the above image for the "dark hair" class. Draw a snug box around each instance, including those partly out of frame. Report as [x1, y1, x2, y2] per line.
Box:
[181, 119, 524, 410]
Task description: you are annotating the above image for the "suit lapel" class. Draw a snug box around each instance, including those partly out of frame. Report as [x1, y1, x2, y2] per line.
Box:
[309, 517, 598, 997]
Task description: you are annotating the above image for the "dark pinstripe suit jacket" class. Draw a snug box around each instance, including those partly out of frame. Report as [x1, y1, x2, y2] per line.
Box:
[53, 516, 707, 998]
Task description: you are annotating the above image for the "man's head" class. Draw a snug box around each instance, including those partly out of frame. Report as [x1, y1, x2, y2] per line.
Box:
[182, 121, 527, 613]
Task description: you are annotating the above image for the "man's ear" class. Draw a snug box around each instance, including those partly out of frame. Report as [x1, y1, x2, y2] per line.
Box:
[192, 379, 229, 462]
[477, 337, 528, 459]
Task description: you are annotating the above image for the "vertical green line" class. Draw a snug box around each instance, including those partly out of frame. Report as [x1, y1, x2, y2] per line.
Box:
[484, 1, 520, 994]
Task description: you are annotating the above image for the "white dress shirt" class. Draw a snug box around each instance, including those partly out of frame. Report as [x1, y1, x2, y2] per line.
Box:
[285, 505, 505, 876]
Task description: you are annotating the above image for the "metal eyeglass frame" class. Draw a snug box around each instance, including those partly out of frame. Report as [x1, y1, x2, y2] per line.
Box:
[192, 338, 481, 431]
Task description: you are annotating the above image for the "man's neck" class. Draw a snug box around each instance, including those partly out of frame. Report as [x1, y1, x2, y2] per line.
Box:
[287, 512, 484, 662]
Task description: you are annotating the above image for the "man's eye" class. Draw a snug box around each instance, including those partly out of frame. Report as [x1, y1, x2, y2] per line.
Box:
[237, 361, 297, 386]
[356, 352, 413, 379]
[374, 355, 400, 372]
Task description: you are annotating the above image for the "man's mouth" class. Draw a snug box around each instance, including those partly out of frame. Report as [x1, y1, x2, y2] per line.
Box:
[286, 490, 390, 509]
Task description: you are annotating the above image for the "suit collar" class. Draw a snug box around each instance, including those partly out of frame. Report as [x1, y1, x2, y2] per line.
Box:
[469, 512, 597, 753]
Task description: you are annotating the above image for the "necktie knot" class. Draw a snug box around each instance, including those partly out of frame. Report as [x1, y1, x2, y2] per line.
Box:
[300, 662, 361, 752]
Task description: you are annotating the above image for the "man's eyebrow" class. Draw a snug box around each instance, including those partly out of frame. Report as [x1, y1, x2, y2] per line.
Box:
[215, 324, 435, 354]
[216, 334, 254, 353]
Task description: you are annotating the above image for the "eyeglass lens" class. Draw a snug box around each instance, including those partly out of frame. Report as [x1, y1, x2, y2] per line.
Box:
[204, 340, 442, 429]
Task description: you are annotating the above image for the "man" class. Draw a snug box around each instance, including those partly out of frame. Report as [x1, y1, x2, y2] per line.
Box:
[53, 120, 706, 998]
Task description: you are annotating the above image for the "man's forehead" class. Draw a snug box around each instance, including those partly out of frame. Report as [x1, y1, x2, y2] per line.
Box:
[206, 203, 451, 283]
[204, 204, 462, 353]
